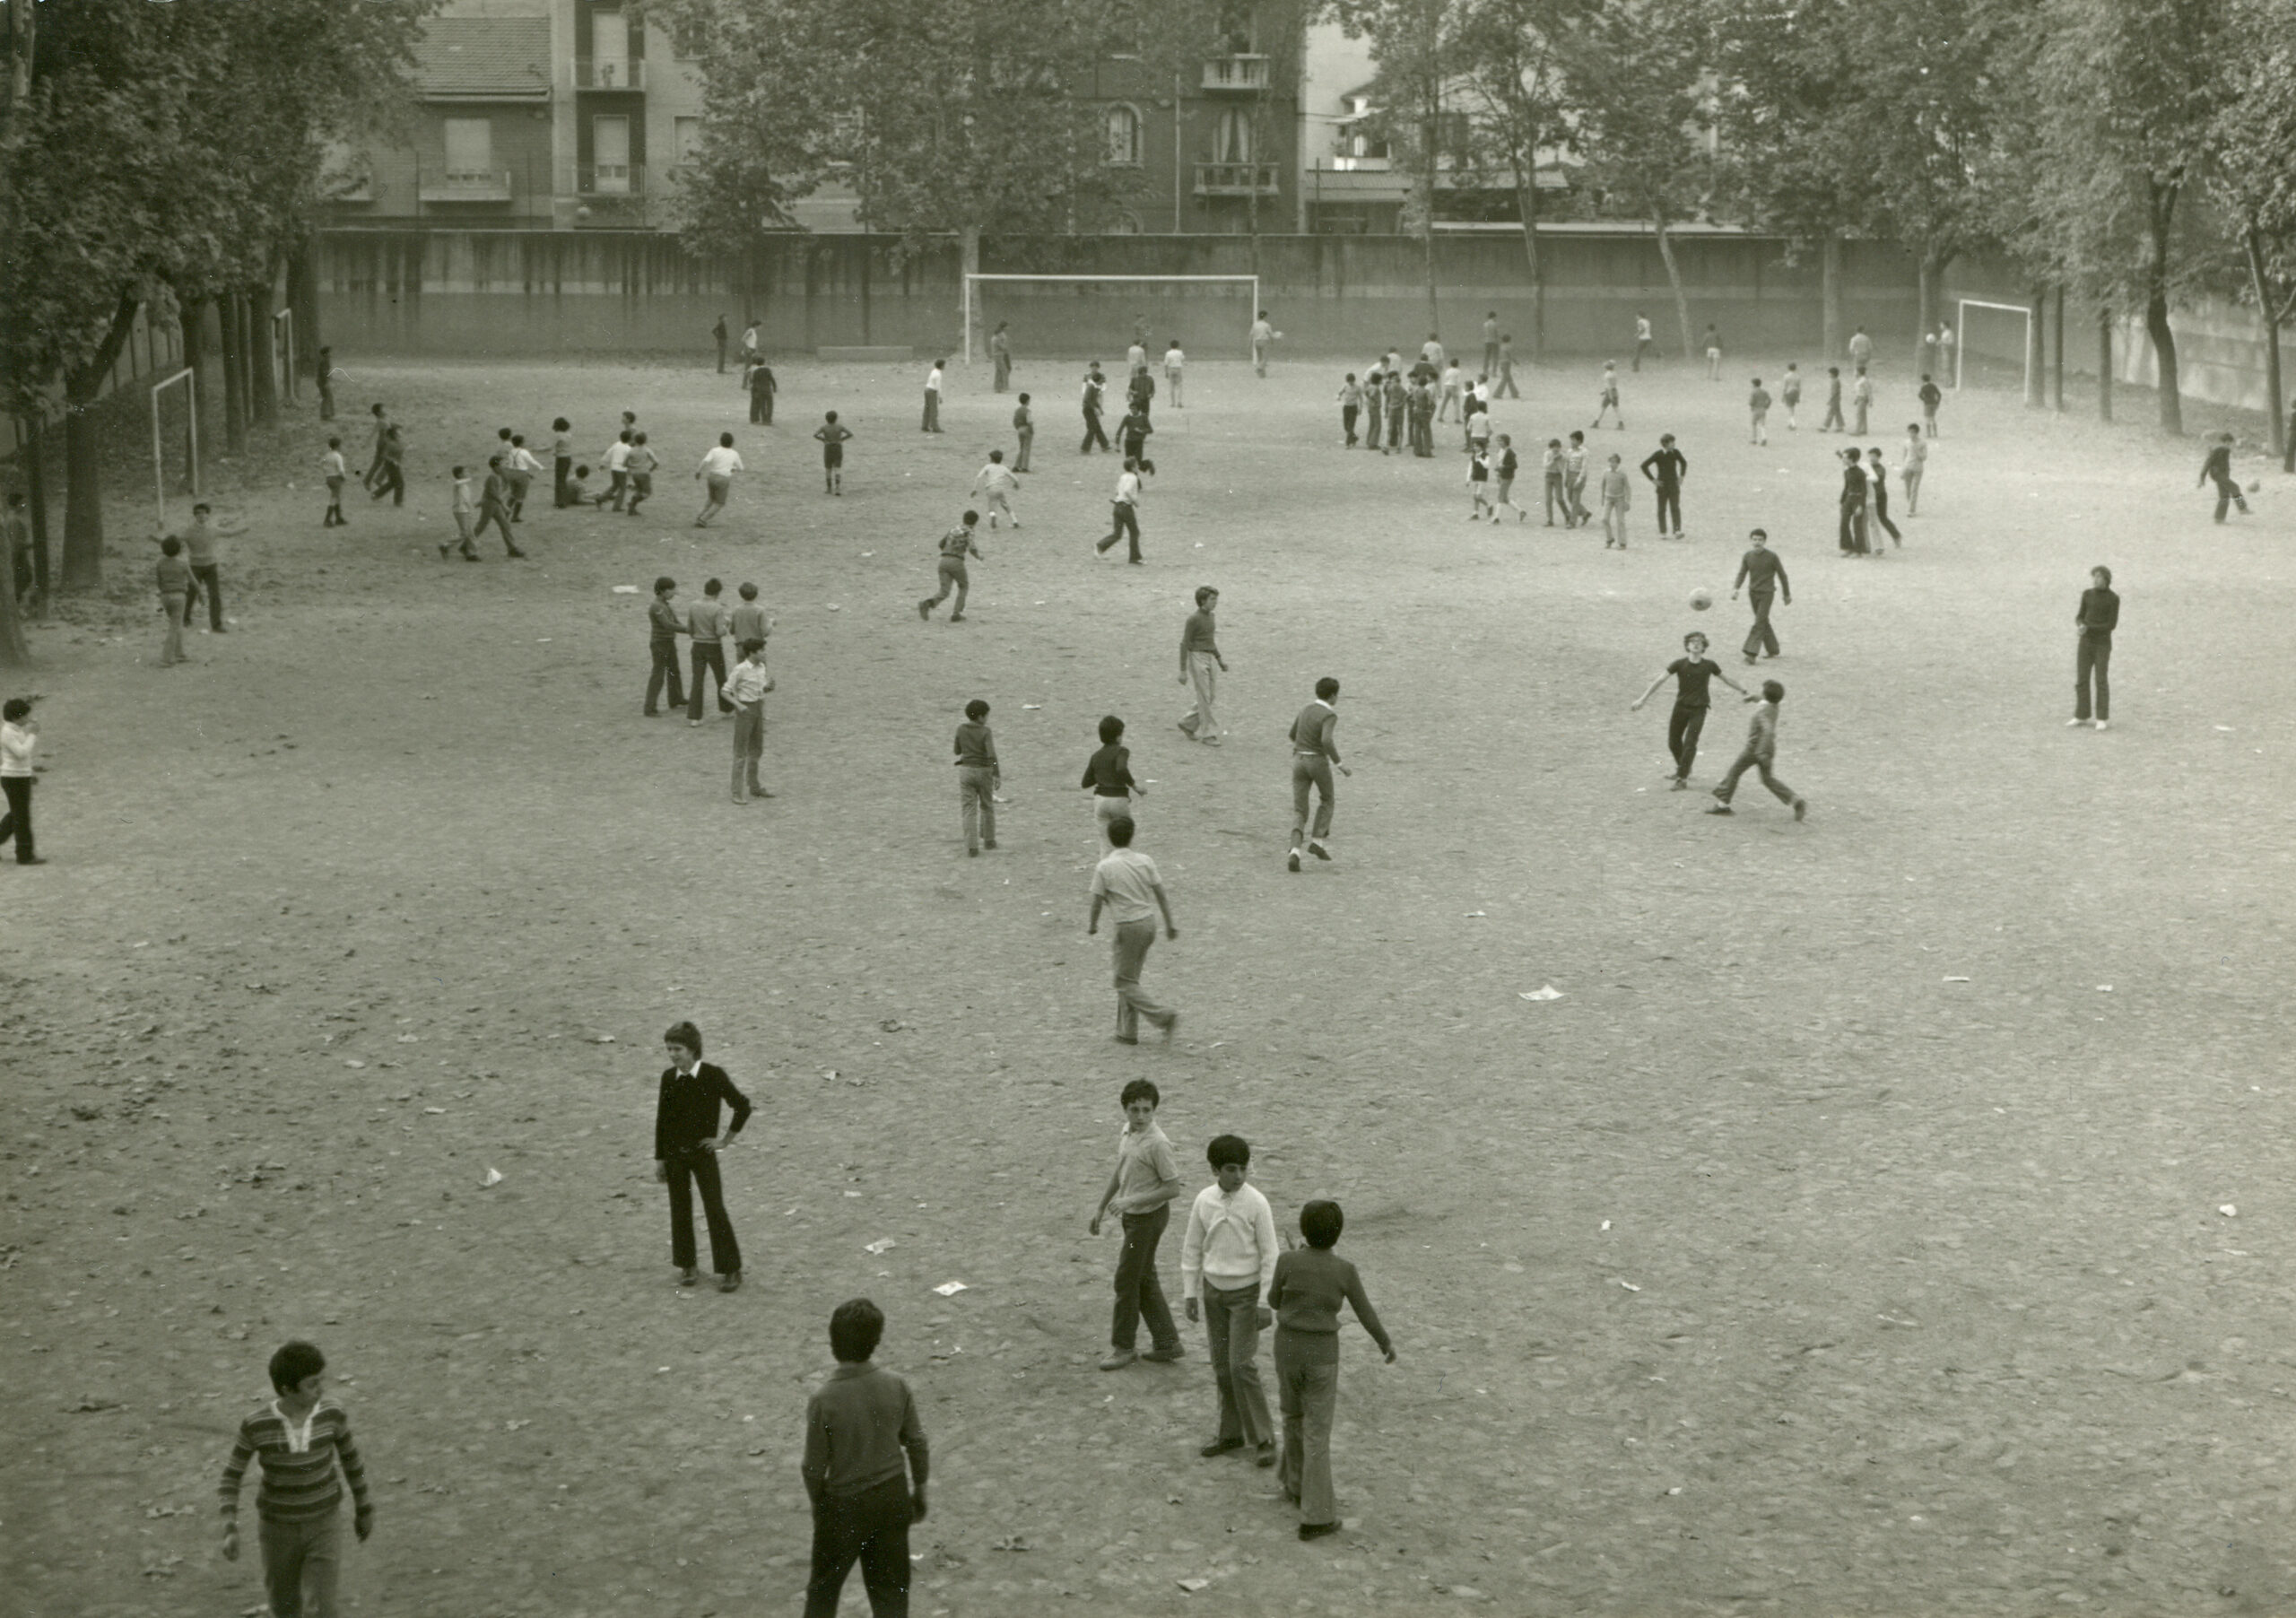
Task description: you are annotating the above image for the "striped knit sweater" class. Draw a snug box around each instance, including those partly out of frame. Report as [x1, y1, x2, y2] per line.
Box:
[218, 1398, 371, 1524]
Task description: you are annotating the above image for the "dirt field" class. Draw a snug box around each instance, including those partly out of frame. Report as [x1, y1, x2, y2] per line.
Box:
[3, 349, 2293, 1618]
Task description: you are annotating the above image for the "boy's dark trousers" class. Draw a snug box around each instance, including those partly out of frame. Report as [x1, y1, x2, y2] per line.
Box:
[259, 1507, 342, 1618]
[688, 640, 732, 721]
[1654, 483, 1681, 536]
[1204, 1282, 1274, 1447]
[804, 1475, 912, 1618]
[1822, 395, 1845, 431]
[2074, 631, 2111, 722]
[1363, 398, 1381, 445]
[1666, 702, 1708, 780]
[1342, 404, 1358, 446]
[645, 638, 687, 715]
[751, 387, 774, 425]
[1714, 748, 1796, 807]
[1112, 1203, 1180, 1353]
[370, 463, 404, 505]
[1081, 412, 1109, 454]
[2212, 474, 2248, 521]
[189, 564, 224, 631]
[1744, 589, 1779, 659]
[1097, 503, 1141, 562]
[1871, 483, 1901, 542]
[554, 456, 574, 507]
[665, 1145, 741, 1274]
[0, 775, 34, 862]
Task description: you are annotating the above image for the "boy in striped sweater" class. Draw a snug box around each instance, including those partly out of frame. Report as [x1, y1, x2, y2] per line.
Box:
[220, 1340, 374, 1618]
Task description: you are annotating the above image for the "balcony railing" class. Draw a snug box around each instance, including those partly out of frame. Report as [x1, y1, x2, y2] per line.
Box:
[576, 162, 645, 196]
[1193, 161, 1280, 196]
[420, 170, 513, 202]
[1202, 56, 1269, 91]
[572, 57, 646, 91]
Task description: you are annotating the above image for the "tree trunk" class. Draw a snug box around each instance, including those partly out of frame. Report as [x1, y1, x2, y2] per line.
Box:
[22, 413, 50, 609]
[179, 294, 207, 490]
[2027, 283, 2047, 409]
[2052, 284, 2066, 412]
[59, 291, 141, 590]
[0, 518, 29, 665]
[2145, 284, 2180, 436]
[289, 234, 321, 394]
[2097, 305, 2113, 424]
[249, 283, 279, 431]
[2244, 230, 2283, 462]
[219, 293, 248, 453]
[1515, 177, 1544, 364]
[1653, 216, 1693, 359]
[1916, 252, 1935, 372]
[1821, 234, 1842, 360]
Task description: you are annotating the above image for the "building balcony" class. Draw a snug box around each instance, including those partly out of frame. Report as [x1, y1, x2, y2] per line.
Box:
[575, 162, 645, 196]
[572, 57, 645, 91]
[1202, 56, 1269, 91]
[1318, 154, 1392, 172]
[420, 170, 514, 203]
[1194, 161, 1280, 196]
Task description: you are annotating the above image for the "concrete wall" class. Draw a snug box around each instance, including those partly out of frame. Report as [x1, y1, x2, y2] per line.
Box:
[317, 228, 1927, 364]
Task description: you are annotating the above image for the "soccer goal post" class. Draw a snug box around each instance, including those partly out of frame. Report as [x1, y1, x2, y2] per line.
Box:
[1955, 299, 2031, 396]
[152, 367, 199, 529]
[961, 274, 1260, 366]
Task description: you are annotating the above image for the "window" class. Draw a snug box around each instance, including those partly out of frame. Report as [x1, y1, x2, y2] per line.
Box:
[1107, 210, 1142, 234]
[592, 8, 630, 84]
[674, 116, 704, 167]
[1104, 104, 1141, 167]
[593, 115, 631, 191]
[444, 118, 492, 180]
[1214, 109, 1253, 163]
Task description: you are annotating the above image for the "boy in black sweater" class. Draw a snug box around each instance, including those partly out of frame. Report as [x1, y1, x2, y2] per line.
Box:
[654, 1021, 752, 1292]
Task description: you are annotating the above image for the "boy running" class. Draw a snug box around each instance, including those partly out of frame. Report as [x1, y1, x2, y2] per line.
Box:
[694, 432, 743, 526]
[814, 412, 852, 495]
[1592, 361, 1624, 430]
[1632, 630, 1753, 788]
[1708, 680, 1807, 820]
[624, 433, 657, 516]
[918, 511, 984, 623]
[1286, 677, 1349, 873]
[972, 450, 1021, 529]
[1096, 460, 1144, 563]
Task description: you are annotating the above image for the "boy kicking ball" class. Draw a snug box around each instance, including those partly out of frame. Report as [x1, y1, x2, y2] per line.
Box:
[1708, 680, 1807, 821]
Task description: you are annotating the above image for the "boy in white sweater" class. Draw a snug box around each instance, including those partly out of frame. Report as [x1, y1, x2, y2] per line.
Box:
[1181, 1134, 1281, 1467]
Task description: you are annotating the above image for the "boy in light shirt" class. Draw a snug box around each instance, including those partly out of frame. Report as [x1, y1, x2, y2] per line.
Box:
[1599, 452, 1632, 549]
[1163, 339, 1185, 407]
[1437, 361, 1464, 423]
[321, 439, 348, 527]
[1181, 1134, 1281, 1469]
[921, 360, 944, 433]
[1088, 1078, 1187, 1368]
[694, 432, 743, 526]
[446, 466, 479, 561]
[1899, 422, 1927, 515]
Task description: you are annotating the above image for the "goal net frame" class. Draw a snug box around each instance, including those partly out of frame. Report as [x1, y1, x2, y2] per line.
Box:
[152, 366, 199, 529]
[1955, 299, 2031, 395]
[961, 274, 1260, 366]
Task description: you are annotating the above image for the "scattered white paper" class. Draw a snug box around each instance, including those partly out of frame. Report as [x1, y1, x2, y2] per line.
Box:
[1943, 976, 1970, 983]
[483, 1168, 503, 1187]
[1519, 985, 1564, 1001]
[1178, 1578, 1211, 1593]
[1617, 1280, 1641, 1292]
[1599, 1220, 1612, 1231]
[932, 1281, 970, 1296]
[864, 1239, 895, 1255]
[423, 1107, 446, 1115]
[344, 1059, 366, 1068]
[2096, 985, 2112, 993]
[610, 585, 639, 594]
[2219, 1205, 2238, 1218]
[1022, 703, 1043, 709]
[1464, 910, 1487, 918]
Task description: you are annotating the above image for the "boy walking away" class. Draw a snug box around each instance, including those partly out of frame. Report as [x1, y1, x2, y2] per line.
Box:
[1119, 405, 1155, 476]
[1748, 378, 1771, 445]
[728, 582, 773, 657]
[1848, 324, 1874, 371]
[1287, 677, 1350, 873]
[624, 433, 657, 516]
[552, 418, 576, 507]
[1899, 423, 1927, 515]
[1492, 435, 1524, 523]
[361, 402, 392, 491]
[653, 1020, 749, 1292]
[1361, 359, 1385, 448]
[1467, 443, 1495, 521]
[1096, 460, 1144, 564]
[1564, 431, 1591, 527]
[749, 358, 778, 425]
[1709, 681, 1806, 820]
[972, 449, 1021, 528]
[1090, 816, 1180, 1046]
[1821, 367, 1845, 432]
[596, 430, 634, 510]
[695, 432, 744, 527]
[1780, 362, 1803, 430]
[1178, 587, 1228, 745]
[1083, 714, 1143, 850]
[1592, 361, 1624, 430]
[476, 457, 525, 557]
[322, 439, 348, 527]
[1633, 631, 1753, 789]
[1542, 439, 1567, 526]
[2070, 564, 2118, 731]
[1497, 332, 1520, 398]
[1336, 374, 1362, 447]
[687, 578, 735, 724]
[1730, 528, 1791, 664]
[1164, 338, 1186, 407]
[0, 698, 43, 866]
[1640, 433, 1687, 540]
[802, 1300, 929, 1618]
[1838, 448, 1870, 556]
[815, 412, 853, 494]
[1482, 310, 1501, 378]
[1081, 364, 1111, 454]
[921, 360, 944, 433]
[506, 435, 542, 520]
[1851, 367, 1874, 435]
[446, 467, 479, 561]
[1918, 372, 1942, 437]
[1632, 310, 1655, 370]
[643, 577, 689, 717]
[1251, 309, 1277, 377]
[990, 321, 1013, 392]
[954, 699, 998, 854]
[1182, 1135, 1281, 1470]
[1382, 370, 1407, 455]
[1600, 453, 1632, 548]
[1269, 1199, 1395, 1542]
[1703, 324, 1723, 380]
[1865, 448, 1902, 547]
[919, 511, 983, 624]
[726, 639, 774, 802]
[2201, 433, 2249, 523]
[219, 1340, 375, 1618]
[157, 537, 193, 665]
[1438, 361, 1464, 423]
[1089, 1079, 1188, 1366]
[1011, 395, 1034, 473]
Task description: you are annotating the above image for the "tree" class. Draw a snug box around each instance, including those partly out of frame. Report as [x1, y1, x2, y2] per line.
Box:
[2209, 0, 2296, 459]
[2023, 0, 2235, 435]
[1335, 0, 1459, 331]
[655, 0, 838, 260]
[1558, 0, 1716, 361]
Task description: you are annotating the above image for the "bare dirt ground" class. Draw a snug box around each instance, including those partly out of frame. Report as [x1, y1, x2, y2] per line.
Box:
[3, 349, 2294, 1618]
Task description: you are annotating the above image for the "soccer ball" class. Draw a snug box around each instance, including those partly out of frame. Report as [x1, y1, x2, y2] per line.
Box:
[2248, 480, 2263, 493]
[1690, 587, 1714, 612]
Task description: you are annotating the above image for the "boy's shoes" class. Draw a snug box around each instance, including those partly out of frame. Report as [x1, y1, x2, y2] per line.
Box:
[2093, 720, 2109, 732]
[1308, 842, 1330, 861]
[2066, 718, 2088, 727]
[1299, 1522, 1341, 1542]
[1200, 1436, 1246, 1457]
[1287, 850, 1301, 873]
[677, 1268, 700, 1287]
[1113, 1034, 1139, 1046]
[982, 839, 996, 849]
[1255, 1444, 1277, 1468]
[1161, 1014, 1179, 1044]
[438, 544, 450, 559]
[1793, 798, 1808, 822]
[918, 601, 932, 620]
[967, 847, 979, 857]
[718, 1271, 742, 1293]
[1141, 1344, 1185, 1363]
[15, 857, 48, 866]
[1670, 778, 1688, 791]
[949, 613, 965, 622]
[1099, 1350, 1137, 1371]
[690, 719, 703, 727]
[507, 547, 526, 558]
[1706, 805, 1735, 815]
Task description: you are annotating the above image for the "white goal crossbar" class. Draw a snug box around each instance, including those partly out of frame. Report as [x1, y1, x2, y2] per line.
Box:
[1955, 299, 2031, 395]
[961, 274, 1260, 365]
[152, 366, 198, 528]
